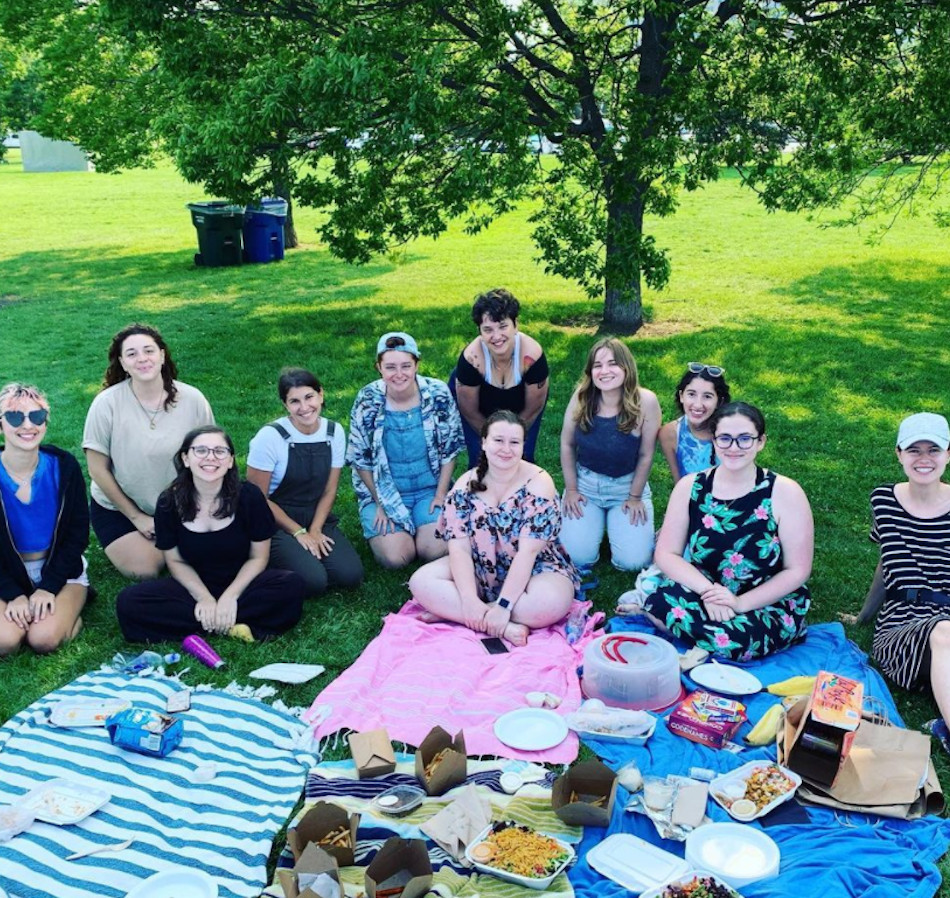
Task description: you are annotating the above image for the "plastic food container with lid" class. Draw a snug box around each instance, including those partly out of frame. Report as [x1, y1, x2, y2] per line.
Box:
[581, 633, 683, 711]
[685, 822, 781, 888]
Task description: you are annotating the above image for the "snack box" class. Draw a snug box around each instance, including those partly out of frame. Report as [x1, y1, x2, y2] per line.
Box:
[49, 698, 132, 728]
[669, 691, 746, 749]
[106, 707, 183, 757]
[415, 726, 466, 796]
[641, 869, 743, 898]
[464, 821, 574, 891]
[552, 759, 617, 827]
[709, 761, 802, 821]
[22, 779, 110, 826]
[287, 801, 360, 866]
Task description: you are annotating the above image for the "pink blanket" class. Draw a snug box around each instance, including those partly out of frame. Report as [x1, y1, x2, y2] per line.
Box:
[303, 601, 601, 763]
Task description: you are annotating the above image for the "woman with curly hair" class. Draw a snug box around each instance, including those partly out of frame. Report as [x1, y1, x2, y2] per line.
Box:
[559, 337, 661, 571]
[83, 323, 214, 578]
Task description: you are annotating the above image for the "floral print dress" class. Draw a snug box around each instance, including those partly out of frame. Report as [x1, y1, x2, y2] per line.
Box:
[436, 482, 581, 603]
[642, 466, 810, 660]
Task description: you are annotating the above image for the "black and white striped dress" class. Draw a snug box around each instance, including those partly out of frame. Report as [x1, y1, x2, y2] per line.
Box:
[871, 484, 950, 688]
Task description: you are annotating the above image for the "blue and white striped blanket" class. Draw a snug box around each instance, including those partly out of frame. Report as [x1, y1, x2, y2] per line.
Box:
[0, 671, 314, 898]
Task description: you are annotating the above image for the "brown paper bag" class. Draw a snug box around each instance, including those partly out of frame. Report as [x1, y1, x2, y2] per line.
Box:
[779, 699, 944, 820]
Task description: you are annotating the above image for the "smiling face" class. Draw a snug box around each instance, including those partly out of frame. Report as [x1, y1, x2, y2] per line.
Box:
[679, 376, 720, 429]
[897, 441, 950, 485]
[482, 419, 525, 472]
[0, 397, 48, 453]
[284, 384, 324, 434]
[119, 333, 165, 385]
[377, 350, 419, 400]
[182, 431, 234, 486]
[590, 346, 628, 393]
[478, 315, 517, 359]
[713, 413, 765, 471]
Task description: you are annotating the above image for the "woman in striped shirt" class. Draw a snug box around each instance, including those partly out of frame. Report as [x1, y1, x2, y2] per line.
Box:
[871, 412, 950, 754]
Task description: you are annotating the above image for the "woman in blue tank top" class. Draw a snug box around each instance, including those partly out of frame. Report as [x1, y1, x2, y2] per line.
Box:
[560, 338, 661, 571]
[658, 363, 731, 482]
[0, 383, 89, 655]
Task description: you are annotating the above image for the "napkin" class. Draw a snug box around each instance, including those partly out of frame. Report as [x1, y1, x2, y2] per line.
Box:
[419, 784, 492, 863]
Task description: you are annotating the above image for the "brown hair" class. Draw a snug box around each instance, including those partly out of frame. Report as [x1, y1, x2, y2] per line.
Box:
[470, 410, 526, 493]
[102, 323, 179, 408]
[573, 337, 642, 433]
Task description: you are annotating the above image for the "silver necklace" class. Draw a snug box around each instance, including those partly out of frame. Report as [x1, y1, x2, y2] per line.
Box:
[129, 380, 165, 430]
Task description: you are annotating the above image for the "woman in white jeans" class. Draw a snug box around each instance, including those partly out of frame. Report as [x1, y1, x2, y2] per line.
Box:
[560, 338, 661, 571]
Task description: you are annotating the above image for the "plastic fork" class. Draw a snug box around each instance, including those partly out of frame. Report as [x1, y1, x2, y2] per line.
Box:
[66, 838, 133, 861]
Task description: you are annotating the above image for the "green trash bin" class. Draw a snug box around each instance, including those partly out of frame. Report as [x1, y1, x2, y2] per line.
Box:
[187, 201, 245, 267]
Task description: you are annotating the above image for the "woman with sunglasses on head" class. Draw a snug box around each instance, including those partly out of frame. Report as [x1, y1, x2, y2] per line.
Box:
[450, 288, 549, 466]
[0, 384, 89, 655]
[116, 426, 305, 643]
[409, 410, 579, 646]
[348, 332, 464, 569]
[83, 323, 214, 579]
[247, 368, 363, 596]
[641, 401, 813, 660]
[868, 413, 950, 757]
[658, 363, 731, 482]
[559, 337, 662, 572]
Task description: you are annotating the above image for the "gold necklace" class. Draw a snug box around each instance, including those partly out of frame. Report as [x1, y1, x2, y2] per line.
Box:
[129, 380, 165, 430]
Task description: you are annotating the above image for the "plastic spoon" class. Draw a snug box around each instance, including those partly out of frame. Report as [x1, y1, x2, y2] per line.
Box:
[66, 838, 133, 861]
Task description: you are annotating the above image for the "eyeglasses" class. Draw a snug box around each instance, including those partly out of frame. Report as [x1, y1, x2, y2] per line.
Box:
[189, 445, 232, 460]
[688, 362, 725, 378]
[714, 433, 759, 450]
[3, 409, 49, 428]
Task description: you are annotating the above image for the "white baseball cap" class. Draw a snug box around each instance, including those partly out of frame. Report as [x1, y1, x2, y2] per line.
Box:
[896, 412, 950, 450]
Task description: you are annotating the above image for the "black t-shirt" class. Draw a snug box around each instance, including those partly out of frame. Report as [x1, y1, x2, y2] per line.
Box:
[155, 482, 276, 595]
[456, 350, 549, 417]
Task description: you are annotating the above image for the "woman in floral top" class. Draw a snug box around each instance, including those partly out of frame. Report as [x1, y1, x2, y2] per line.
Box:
[642, 401, 813, 660]
[409, 410, 579, 646]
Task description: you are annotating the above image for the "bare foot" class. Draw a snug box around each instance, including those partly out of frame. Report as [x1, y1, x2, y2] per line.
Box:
[837, 612, 859, 625]
[416, 610, 443, 624]
[503, 622, 529, 646]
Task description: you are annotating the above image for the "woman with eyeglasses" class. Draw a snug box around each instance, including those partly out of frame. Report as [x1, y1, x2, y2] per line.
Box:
[641, 401, 813, 660]
[559, 337, 662, 571]
[247, 368, 363, 597]
[83, 323, 214, 579]
[450, 288, 549, 466]
[868, 413, 950, 757]
[0, 383, 89, 655]
[658, 363, 731, 482]
[116, 426, 305, 643]
[349, 333, 464, 569]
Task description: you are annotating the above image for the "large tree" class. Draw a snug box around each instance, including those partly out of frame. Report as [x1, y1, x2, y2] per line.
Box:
[4, 1, 946, 329]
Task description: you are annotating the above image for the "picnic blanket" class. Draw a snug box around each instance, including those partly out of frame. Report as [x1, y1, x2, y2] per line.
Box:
[0, 670, 314, 898]
[266, 754, 582, 898]
[570, 620, 950, 898]
[302, 601, 600, 763]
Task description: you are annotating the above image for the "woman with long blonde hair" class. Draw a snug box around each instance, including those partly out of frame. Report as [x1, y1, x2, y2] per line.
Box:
[559, 338, 661, 571]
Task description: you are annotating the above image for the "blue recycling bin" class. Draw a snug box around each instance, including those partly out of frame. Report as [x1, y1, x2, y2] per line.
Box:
[243, 197, 288, 263]
[187, 201, 245, 267]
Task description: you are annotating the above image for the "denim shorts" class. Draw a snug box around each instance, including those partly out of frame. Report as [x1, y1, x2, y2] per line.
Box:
[24, 555, 90, 588]
[359, 487, 442, 539]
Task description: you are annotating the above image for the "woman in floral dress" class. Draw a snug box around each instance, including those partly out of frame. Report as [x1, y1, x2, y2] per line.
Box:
[642, 401, 813, 660]
[409, 410, 578, 645]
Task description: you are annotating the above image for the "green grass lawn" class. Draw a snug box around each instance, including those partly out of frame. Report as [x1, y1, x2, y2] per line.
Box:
[1, 148, 948, 879]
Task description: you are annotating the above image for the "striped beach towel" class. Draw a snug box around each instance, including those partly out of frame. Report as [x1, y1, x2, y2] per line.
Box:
[0, 670, 314, 898]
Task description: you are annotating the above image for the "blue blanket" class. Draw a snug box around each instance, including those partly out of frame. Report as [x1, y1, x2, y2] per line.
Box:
[570, 621, 950, 898]
[0, 671, 314, 898]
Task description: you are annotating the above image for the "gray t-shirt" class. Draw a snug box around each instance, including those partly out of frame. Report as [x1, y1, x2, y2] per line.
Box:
[82, 379, 215, 515]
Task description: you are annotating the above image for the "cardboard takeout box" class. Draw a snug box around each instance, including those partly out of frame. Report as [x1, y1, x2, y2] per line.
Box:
[365, 836, 432, 898]
[552, 759, 617, 827]
[349, 728, 396, 779]
[415, 726, 466, 796]
[278, 843, 343, 898]
[287, 801, 360, 866]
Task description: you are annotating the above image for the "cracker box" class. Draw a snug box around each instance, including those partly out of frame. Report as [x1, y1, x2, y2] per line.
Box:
[106, 707, 183, 757]
[668, 690, 746, 749]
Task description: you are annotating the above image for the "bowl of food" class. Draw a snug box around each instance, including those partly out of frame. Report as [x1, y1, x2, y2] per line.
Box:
[464, 821, 574, 890]
[641, 869, 743, 898]
[709, 762, 801, 821]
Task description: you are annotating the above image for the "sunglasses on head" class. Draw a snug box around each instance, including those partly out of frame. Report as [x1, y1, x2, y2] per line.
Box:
[687, 362, 725, 378]
[3, 409, 49, 428]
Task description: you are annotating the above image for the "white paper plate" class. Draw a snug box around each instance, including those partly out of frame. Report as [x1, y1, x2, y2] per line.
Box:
[685, 822, 780, 889]
[248, 663, 325, 684]
[124, 869, 218, 898]
[690, 663, 763, 696]
[587, 833, 690, 892]
[22, 779, 110, 826]
[494, 709, 568, 751]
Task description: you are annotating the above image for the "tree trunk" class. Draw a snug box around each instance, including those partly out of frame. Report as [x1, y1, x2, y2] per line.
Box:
[273, 172, 298, 249]
[603, 277, 643, 333]
[602, 187, 646, 334]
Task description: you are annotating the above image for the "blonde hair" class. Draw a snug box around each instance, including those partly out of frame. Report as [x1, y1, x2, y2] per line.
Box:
[573, 338, 642, 433]
[0, 382, 49, 414]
